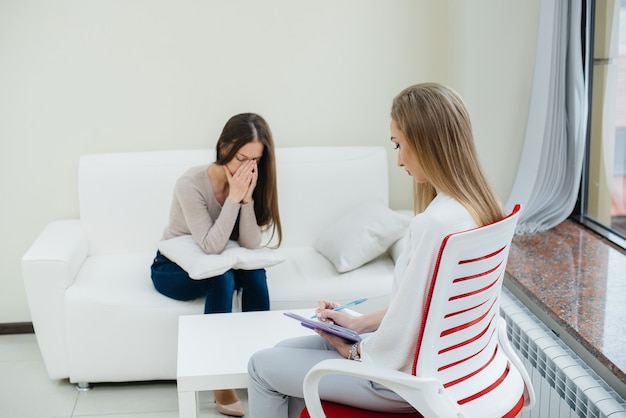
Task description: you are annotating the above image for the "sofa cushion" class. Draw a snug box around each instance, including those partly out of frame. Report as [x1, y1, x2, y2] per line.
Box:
[313, 202, 410, 273]
[266, 247, 394, 312]
[157, 236, 286, 279]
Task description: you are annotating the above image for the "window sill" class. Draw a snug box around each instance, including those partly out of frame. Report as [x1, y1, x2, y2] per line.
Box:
[504, 219, 626, 399]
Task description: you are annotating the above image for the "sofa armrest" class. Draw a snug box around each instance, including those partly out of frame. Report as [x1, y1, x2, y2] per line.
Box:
[21, 219, 88, 380]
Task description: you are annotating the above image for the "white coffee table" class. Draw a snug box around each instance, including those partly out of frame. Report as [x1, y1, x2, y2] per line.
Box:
[177, 309, 314, 418]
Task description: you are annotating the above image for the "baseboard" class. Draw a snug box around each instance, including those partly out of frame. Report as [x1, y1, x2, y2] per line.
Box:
[0, 322, 34, 335]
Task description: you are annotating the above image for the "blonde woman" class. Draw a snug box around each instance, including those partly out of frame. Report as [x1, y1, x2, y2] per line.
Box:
[247, 83, 503, 417]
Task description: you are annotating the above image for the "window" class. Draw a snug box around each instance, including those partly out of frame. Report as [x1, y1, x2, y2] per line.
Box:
[578, 0, 626, 249]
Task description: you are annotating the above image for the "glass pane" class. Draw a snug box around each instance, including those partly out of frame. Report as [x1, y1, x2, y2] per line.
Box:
[584, 0, 626, 248]
[612, 3, 626, 237]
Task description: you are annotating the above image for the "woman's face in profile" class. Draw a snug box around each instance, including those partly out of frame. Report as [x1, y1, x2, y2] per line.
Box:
[390, 119, 427, 183]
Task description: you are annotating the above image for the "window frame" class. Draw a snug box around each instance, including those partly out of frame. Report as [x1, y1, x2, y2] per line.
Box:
[574, 0, 626, 251]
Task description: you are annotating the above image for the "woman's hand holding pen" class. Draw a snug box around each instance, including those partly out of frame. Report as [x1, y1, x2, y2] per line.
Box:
[314, 299, 338, 315]
[314, 299, 338, 322]
[315, 300, 360, 332]
[315, 298, 383, 335]
[314, 300, 360, 358]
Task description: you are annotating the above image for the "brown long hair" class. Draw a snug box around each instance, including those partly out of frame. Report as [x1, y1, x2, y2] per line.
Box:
[391, 83, 504, 226]
[215, 113, 282, 246]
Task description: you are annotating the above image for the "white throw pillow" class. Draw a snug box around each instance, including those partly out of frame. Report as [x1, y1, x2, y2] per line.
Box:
[314, 202, 411, 273]
[157, 235, 285, 279]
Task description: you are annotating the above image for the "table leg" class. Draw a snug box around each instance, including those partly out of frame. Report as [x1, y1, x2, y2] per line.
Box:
[178, 389, 199, 418]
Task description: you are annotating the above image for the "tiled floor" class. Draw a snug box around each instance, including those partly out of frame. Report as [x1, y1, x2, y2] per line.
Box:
[0, 333, 248, 418]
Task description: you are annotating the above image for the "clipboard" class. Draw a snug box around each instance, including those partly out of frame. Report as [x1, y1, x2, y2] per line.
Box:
[284, 312, 362, 343]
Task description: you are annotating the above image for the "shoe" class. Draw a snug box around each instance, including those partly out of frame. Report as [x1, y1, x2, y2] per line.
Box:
[216, 400, 245, 417]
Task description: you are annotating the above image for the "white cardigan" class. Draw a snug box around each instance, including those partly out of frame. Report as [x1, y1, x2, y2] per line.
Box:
[359, 193, 478, 373]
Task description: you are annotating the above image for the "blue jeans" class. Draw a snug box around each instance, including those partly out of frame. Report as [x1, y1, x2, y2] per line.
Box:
[150, 251, 269, 313]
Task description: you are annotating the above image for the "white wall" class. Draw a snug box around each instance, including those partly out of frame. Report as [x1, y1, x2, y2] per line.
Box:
[446, 1, 540, 202]
[0, 0, 539, 323]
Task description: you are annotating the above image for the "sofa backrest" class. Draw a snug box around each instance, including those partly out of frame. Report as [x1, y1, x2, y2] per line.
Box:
[79, 146, 389, 255]
[271, 147, 388, 247]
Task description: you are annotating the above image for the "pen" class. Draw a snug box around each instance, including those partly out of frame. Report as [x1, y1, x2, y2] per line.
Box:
[310, 298, 368, 318]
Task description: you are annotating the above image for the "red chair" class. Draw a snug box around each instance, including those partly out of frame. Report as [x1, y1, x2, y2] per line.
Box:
[301, 205, 534, 418]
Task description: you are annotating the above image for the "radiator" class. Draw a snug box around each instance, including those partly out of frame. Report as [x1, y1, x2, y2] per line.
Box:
[500, 288, 626, 418]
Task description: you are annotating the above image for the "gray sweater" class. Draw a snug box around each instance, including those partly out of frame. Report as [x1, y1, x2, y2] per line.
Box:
[162, 165, 262, 253]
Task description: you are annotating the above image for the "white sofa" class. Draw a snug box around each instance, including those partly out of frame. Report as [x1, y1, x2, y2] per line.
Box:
[22, 146, 408, 386]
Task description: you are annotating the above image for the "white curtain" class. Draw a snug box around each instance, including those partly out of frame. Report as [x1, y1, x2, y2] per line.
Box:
[505, 0, 591, 234]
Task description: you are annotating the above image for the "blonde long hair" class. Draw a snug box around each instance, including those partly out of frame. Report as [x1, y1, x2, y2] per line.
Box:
[391, 83, 504, 226]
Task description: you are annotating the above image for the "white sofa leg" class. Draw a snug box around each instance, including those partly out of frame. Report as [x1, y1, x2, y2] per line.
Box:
[76, 382, 92, 391]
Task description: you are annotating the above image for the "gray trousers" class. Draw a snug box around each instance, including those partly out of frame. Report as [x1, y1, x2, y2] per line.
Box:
[246, 335, 414, 418]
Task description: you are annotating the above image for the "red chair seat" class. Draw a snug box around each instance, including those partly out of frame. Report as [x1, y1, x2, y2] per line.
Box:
[300, 401, 424, 418]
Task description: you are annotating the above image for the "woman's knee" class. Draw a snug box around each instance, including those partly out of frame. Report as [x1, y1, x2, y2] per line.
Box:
[238, 268, 266, 281]
[248, 348, 271, 381]
[237, 269, 268, 291]
[207, 270, 236, 291]
[276, 336, 328, 350]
